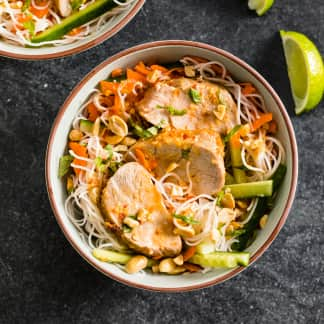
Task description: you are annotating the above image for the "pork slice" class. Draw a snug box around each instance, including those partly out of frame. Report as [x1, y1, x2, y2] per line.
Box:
[131, 129, 225, 195]
[136, 77, 237, 134]
[101, 162, 182, 257]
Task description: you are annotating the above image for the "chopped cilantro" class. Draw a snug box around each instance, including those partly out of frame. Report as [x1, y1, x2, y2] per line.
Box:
[104, 144, 113, 160]
[106, 74, 127, 82]
[156, 105, 187, 116]
[22, 0, 31, 11]
[181, 148, 191, 159]
[130, 119, 163, 139]
[122, 224, 132, 233]
[71, 0, 83, 11]
[189, 88, 201, 103]
[173, 213, 200, 225]
[22, 19, 35, 36]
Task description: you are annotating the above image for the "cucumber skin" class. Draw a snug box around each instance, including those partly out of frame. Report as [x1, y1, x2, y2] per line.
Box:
[31, 0, 119, 43]
[225, 180, 273, 199]
[92, 248, 157, 267]
[190, 252, 250, 268]
[232, 164, 287, 251]
[231, 197, 267, 251]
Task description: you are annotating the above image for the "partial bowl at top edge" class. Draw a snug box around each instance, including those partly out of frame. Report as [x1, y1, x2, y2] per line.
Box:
[0, 0, 145, 60]
[46, 40, 298, 292]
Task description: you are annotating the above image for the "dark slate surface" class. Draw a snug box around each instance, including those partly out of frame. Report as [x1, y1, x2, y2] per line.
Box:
[0, 1, 323, 323]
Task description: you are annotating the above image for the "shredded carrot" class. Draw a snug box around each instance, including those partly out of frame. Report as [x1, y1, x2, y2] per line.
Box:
[134, 148, 150, 170]
[241, 82, 257, 95]
[69, 142, 88, 175]
[14, 14, 32, 31]
[183, 262, 202, 273]
[110, 93, 122, 116]
[150, 64, 168, 73]
[120, 80, 136, 95]
[29, 1, 49, 18]
[183, 246, 196, 262]
[127, 68, 147, 83]
[134, 61, 150, 75]
[111, 68, 123, 78]
[148, 159, 158, 171]
[87, 102, 99, 122]
[268, 120, 277, 134]
[100, 81, 119, 95]
[251, 113, 273, 131]
[68, 26, 84, 36]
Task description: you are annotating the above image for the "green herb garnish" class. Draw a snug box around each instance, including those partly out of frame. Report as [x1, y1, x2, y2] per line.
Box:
[189, 88, 201, 103]
[104, 144, 113, 160]
[173, 213, 200, 225]
[94, 157, 103, 167]
[58, 155, 73, 178]
[107, 74, 127, 82]
[181, 148, 191, 160]
[22, 0, 31, 11]
[23, 19, 35, 36]
[156, 105, 187, 116]
[109, 161, 123, 174]
[231, 229, 246, 237]
[130, 119, 163, 139]
[216, 190, 225, 206]
[223, 125, 242, 143]
[71, 0, 83, 11]
[122, 224, 132, 233]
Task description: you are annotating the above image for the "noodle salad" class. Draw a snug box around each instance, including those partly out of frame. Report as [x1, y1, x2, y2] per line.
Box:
[0, 0, 136, 46]
[59, 57, 286, 275]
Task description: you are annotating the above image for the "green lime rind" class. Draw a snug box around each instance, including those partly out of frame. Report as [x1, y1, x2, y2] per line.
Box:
[280, 30, 324, 114]
[248, 0, 274, 16]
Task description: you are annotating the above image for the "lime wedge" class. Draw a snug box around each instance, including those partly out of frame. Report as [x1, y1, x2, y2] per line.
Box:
[280, 30, 324, 114]
[248, 0, 274, 16]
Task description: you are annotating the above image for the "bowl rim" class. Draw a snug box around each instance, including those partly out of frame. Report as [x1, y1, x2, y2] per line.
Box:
[45, 40, 298, 292]
[0, 0, 145, 60]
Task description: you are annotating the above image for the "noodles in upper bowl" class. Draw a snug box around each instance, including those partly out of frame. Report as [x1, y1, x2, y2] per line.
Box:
[0, 0, 136, 47]
[59, 56, 286, 275]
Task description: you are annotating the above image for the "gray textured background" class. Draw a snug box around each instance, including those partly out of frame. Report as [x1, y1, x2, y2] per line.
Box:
[0, 1, 323, 323]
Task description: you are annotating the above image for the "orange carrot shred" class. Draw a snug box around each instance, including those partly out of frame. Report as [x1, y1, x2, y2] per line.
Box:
[68, 26, 84, 36]
[68, 142, 88, 175]
[241, 82, 257, 95]
[29, 2, 49, 18]
[134, 61, 150, 75]
[134, 148, 150, 171]
[126, 68, 147, 83]
[183, 246, 196, 262]
[251, 113, 273, 132]
[87, 102, 99, 122]
[268, 120, 277, 134]
[100, 81, 119, 95]
[111, 68, 123, 78]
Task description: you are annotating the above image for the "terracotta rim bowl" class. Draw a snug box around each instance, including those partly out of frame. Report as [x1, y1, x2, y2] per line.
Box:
[46, 40, 298, 292]
[0, 0, 145, 60]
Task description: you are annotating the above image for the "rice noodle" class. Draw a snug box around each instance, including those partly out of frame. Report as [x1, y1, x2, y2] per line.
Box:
[62, 56, 286, 272]
[0, 0, 138, 47]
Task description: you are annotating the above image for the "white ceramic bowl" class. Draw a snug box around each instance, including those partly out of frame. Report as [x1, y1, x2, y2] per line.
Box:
[46, 41, 298, 291]
[0, 0, 144, 60]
